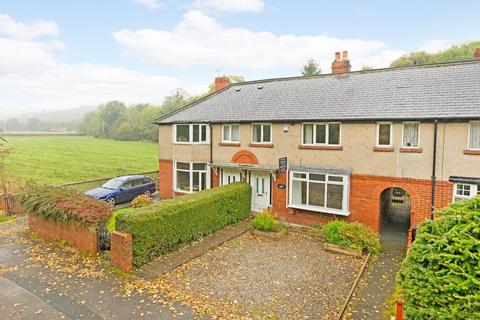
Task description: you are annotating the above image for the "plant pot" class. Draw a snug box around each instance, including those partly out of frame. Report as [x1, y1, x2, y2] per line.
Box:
[251, 228, 287, 240]
[324, 242, 363, 257]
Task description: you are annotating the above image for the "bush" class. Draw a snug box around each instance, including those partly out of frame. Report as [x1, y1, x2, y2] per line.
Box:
[397, 196, 480, 319]
[20, 186, 112, 229]
[131, 194, 154, 208]
[116, 183, 251, 266]
[323, 220, 380, 254]
[252, 211, 279, 232]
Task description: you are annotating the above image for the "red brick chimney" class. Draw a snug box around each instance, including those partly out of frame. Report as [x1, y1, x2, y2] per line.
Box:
[214, 76, 230, 90]
[331, 51, 351, 74]
[474, 47, 480, 60]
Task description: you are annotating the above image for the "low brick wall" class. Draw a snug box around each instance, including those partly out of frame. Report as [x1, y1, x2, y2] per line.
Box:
[111, 231, 133, 272]
[28, 215, 98, 254]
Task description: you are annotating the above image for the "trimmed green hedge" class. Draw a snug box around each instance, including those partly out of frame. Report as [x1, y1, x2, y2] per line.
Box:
[397, 196, 480, 319]
[116, 182, 251, 266]
[323, 220, 381, 254]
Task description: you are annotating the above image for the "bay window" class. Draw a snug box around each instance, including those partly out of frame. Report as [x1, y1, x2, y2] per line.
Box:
[174, 124, 209, 144]
[377, 122, 392, 147]
[222, 124, 240, 143]
[289, 169, 349, 215]
[251, 123, 272, 144]
[402, 122, 420, 148]
[174, 162, 209, 192]
[302, 123, 341, 145]
[468, 121, 480, 150]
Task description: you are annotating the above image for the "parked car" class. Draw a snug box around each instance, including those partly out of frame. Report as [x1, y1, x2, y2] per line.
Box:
[85, 175, 156, 207]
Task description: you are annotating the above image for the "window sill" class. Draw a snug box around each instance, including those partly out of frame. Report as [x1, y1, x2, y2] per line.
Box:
[219, 142, 241, 147]
[173, 142, 210, 145]
[249, 143, 273, 148]
[464, 149, 480, 155]
[298, 145, 343, 150]
[174, 190, 189, 195]
[399, 148, 422, 153]
[373, 146, 394, 152]
[288, 204, 350, 216]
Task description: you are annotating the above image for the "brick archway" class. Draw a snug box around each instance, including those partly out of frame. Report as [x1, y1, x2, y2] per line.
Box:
[231, 150, 259, 165]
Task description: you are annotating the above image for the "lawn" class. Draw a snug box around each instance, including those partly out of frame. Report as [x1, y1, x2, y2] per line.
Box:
[5, 136, 158, 185]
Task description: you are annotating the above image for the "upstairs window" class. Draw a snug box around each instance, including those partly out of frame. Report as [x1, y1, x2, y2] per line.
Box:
[468, 121, 480, 150]
[222, 124, 240, 143]
[377, 122, 392, 147]
[453, 183, 479, 202]
[302, 123, 341, 145]
[251, 123, 272, 144]
[174, 124, 209, 144]
[402, 122, 420, 148]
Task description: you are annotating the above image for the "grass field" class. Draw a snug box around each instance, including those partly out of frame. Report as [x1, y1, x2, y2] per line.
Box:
[5, 136, 158, 185]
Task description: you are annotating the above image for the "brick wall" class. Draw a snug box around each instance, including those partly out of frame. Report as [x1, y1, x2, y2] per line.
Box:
[272, 173, 453, 231]
[28, 215, 98, 254]
[111, 231, 133, 272]
[159, 159, 173, 199]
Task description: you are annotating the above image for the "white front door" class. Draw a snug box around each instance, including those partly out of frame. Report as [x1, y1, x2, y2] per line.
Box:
[222, 169, 241, 185]
[250, 172, 271, 212]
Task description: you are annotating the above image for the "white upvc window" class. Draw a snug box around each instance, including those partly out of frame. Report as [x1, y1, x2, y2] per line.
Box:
[251, 123, 272, 144]
[173, 124, 209, 144]
[289, 170, 349, 216]
[402, 122, 420, 148]
[376, 122, 392, 147]
[222, 124, 240, 143]
[468, 121, 480, 150]
[453, 183, 479, 202]
[174, 162, 210, 193]
[302, 122, 341, 146]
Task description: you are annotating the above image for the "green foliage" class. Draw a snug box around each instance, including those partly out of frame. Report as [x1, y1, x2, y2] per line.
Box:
[397, 196, 480, 319]
[323, 220, 380, 254]
[252, 211, 279, 232]
[301, 59, 321, 76]
[391, 41, 480, 67]
[20, 186, 112, 228]
[116, 183, 252, 266]
[131, 194, 154, 208]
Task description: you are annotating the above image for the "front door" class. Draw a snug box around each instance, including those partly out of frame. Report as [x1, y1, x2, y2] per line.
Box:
[222, 169, 241, 185]
[250, 172, 271, 212]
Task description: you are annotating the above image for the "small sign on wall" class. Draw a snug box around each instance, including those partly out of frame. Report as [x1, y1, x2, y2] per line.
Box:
[279, 157, 287, 172]
[277, 183, 286, 190]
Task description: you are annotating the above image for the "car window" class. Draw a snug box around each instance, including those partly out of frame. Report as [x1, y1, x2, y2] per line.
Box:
[133, 179, 145, 187]
[142, 178, 152, 185]
[121, 181, 134, 189]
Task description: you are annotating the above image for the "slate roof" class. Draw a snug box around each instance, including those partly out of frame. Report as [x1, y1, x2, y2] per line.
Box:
[155, 60, 480, 124]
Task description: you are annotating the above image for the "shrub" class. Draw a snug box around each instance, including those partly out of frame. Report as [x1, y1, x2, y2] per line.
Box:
[323, 220, 380, 254]
[252, 210, 279, 232]
[116, 183, 251, 266]
[20, 186, 112, 228]
[131, 194, 154, 208]
[397, 196, 480, 319]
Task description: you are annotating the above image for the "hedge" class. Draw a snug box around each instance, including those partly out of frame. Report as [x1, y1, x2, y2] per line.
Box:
[397, 196, 480, 319]
[116, 182, 252, 266]
[20, 186, 112, 228]
[323, 220, 381, 254]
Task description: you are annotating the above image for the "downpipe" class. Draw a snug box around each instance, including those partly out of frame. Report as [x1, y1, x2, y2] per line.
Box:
[431, 119, 438, 220]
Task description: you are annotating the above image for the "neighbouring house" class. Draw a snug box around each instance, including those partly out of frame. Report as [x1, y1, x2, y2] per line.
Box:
[154, 49, 480, 235]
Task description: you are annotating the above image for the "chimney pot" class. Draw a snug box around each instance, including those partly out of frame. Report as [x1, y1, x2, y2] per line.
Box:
[474, 47, 480, 61]
[214, 76, 230, 91]
[342, 51, 349, 60]
[335, 52, 341, 61]
[331, 51, 351, 74]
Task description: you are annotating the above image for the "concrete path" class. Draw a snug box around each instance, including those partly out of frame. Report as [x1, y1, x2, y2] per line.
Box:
[344, 219, 407, 320]
[139, 218, 252, 279]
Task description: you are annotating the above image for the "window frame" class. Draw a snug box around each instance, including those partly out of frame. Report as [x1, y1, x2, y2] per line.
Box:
[173, 161, 210, 193]
[301, 122, 341, 146]
[288, 170, 350, 216]
[376, 122, 393, 147]
[468, 121, 480, 150]
[453, 183, 479, 202]
[401, 121, 421, 149]
[221, 124, 240, 143]
[173, 124, 210, 144]
[251, 123, 272, 144]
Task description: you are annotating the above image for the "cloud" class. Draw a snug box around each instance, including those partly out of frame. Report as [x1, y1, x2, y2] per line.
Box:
[191, 0, 264, 12]
[420, 39, 451, 54]
[114, 10, 404, 73]
[0, 12, 59, 40]
[133, 0, 166, 11]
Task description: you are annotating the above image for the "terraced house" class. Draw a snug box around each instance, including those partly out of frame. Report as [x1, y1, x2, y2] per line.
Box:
[154, 50, 480, 235]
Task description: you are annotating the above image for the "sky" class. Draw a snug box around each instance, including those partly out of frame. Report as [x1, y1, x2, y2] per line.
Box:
[1, 0, 479, 118]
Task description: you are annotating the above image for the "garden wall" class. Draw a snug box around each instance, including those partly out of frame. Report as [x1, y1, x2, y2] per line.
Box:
[28, 215, 98, 254]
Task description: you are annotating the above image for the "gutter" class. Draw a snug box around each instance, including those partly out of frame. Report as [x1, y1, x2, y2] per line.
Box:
[431, 119, 438, 219]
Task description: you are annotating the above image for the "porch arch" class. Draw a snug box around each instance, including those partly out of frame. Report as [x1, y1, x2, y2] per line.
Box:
[231, 150, 259, 165]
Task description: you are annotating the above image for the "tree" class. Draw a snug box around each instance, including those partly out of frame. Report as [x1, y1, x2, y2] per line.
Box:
[361, 65, 374, 71]
[6, 118, 22, 132]
[301, 59, 321, 76]
[391, 41, 480, 67]
[27, 117, 43, 131]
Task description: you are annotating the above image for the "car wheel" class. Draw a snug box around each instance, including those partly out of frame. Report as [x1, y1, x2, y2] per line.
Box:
[106, 197, 116, 207]
[143, 189, 151, 197]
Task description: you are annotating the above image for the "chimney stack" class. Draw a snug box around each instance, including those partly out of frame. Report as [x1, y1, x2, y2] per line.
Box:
[331, 51, 351, 74]
[214, 76, 230, 91]
[474, 47, 480, 61]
